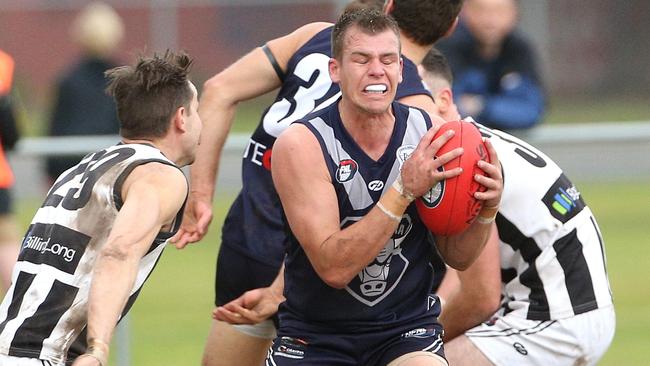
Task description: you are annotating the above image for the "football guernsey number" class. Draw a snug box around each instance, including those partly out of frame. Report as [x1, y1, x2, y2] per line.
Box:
[43, 147, 136, 210]
[475, 123, 547, 168]
[262, 53, 335, 138]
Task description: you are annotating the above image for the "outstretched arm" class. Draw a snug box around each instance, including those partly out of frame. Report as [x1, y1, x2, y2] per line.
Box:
[213, 264, 285, 324]
[73, 164, 187, 366]
[172, 22, 332, 248]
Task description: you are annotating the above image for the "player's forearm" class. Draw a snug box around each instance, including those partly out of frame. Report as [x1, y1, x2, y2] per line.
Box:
[190, 81, 239, 199]
[438, 226, 502, 340]
[439, 272, 500, 340]
[436, 224, 489, 270]
[439, 288, 489, 341]
[312, 187, 411, 288]
[435, 212, 495, 270]
[85, 247, 141, 353]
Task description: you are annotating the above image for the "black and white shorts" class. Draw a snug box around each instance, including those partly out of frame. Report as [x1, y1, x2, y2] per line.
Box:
[467, 305, 616, 366]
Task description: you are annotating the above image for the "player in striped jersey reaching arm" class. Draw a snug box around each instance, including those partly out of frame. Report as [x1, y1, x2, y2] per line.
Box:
[0, 50, 202, 366]
[420, 47, 615, 366]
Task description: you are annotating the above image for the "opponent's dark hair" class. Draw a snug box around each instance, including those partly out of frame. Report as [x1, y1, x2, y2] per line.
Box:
[331, 8, 400, 60]
[105, 49, 193, 139]
[421, 47, 453, 84]
[389, 0, 464, 46]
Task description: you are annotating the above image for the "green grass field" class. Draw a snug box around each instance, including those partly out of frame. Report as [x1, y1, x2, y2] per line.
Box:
[13, 180, 650, 365]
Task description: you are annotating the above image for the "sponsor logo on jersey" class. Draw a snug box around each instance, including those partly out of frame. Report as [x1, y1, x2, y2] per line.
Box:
[396, 145, 416, 168]
[552, 186, 581, 215]
[542, 174, 585, 223]
[343, 215, 412, 306]
[398, 144, 446, 208]
[243, 137, 271, 170]
[367, 180, 384, 191]
[19, 223, 90, 274]
[336, 159, 358, 183]
[22, 236, 76, 263]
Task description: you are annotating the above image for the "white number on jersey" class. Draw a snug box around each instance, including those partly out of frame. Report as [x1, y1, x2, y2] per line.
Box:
[263, 53, 338, 138]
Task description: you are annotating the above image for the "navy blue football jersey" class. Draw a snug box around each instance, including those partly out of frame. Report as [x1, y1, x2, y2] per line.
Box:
[279, 101, 444, 332]
[221, 26, 432, 266]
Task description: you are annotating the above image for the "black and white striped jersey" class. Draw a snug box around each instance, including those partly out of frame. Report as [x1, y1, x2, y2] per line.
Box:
[473, 122, 613, 321]
[0, 143, 186, 365]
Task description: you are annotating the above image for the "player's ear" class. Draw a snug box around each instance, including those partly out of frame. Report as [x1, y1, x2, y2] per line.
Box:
[329, 57, 340, 83]
[436, 88, 453, 114]
[173, 106, 187, 133]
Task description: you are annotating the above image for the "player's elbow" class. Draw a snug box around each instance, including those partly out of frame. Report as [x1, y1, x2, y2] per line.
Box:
[318, 268, 353, 289]
[202, 74, 239, 107]
[444, 256, 475, 271]
[448, 262, 470, 271]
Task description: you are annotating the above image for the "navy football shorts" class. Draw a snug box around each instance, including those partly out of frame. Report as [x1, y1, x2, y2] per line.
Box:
[266, 320, 445, 365]
[215, 244, 282, 323]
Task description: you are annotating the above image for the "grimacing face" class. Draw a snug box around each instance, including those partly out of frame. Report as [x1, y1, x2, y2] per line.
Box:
[329, 25, 403, 116]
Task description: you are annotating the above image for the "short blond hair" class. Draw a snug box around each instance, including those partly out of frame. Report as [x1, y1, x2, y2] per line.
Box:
[71, 2, 124, 57]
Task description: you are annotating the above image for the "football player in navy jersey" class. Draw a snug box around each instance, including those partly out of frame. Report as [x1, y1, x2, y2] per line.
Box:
[171, 1, 466, 365]
[268, 10, 502, 365]
[0, 51, 201, 366]
[420, 47, 614, 366]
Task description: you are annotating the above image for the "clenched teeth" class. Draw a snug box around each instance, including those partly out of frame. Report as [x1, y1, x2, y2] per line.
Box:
[364, 84, 387, 93]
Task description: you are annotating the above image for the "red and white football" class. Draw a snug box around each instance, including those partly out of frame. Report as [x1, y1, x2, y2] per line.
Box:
[416, 121, 489, 236]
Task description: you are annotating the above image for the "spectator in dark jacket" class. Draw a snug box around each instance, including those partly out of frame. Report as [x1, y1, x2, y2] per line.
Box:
[46, 2, 124, 182]
[437, 0, 545, 130]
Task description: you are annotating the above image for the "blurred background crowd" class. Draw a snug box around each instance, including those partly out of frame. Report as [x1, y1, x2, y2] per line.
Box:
[1, 0, 649, 137]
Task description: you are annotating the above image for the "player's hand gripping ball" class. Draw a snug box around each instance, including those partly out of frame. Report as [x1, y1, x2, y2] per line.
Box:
[416, 121, 489, 236]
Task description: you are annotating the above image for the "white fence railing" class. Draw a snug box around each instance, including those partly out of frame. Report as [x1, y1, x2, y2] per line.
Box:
[11, 121, 650, 198]
[16, 121, 650, 156]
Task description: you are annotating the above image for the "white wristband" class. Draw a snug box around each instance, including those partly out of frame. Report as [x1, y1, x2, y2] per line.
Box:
[475, 215, 496, 224]
[392, 175, 416, 202]
[376, 202, 402, 223]
[475, 204, 499, 224]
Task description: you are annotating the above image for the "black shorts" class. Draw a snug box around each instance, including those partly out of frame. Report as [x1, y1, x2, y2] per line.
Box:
[0, 188, 12, 214]
[267, 321, 445, 365]
[215, 244, 282, 319]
